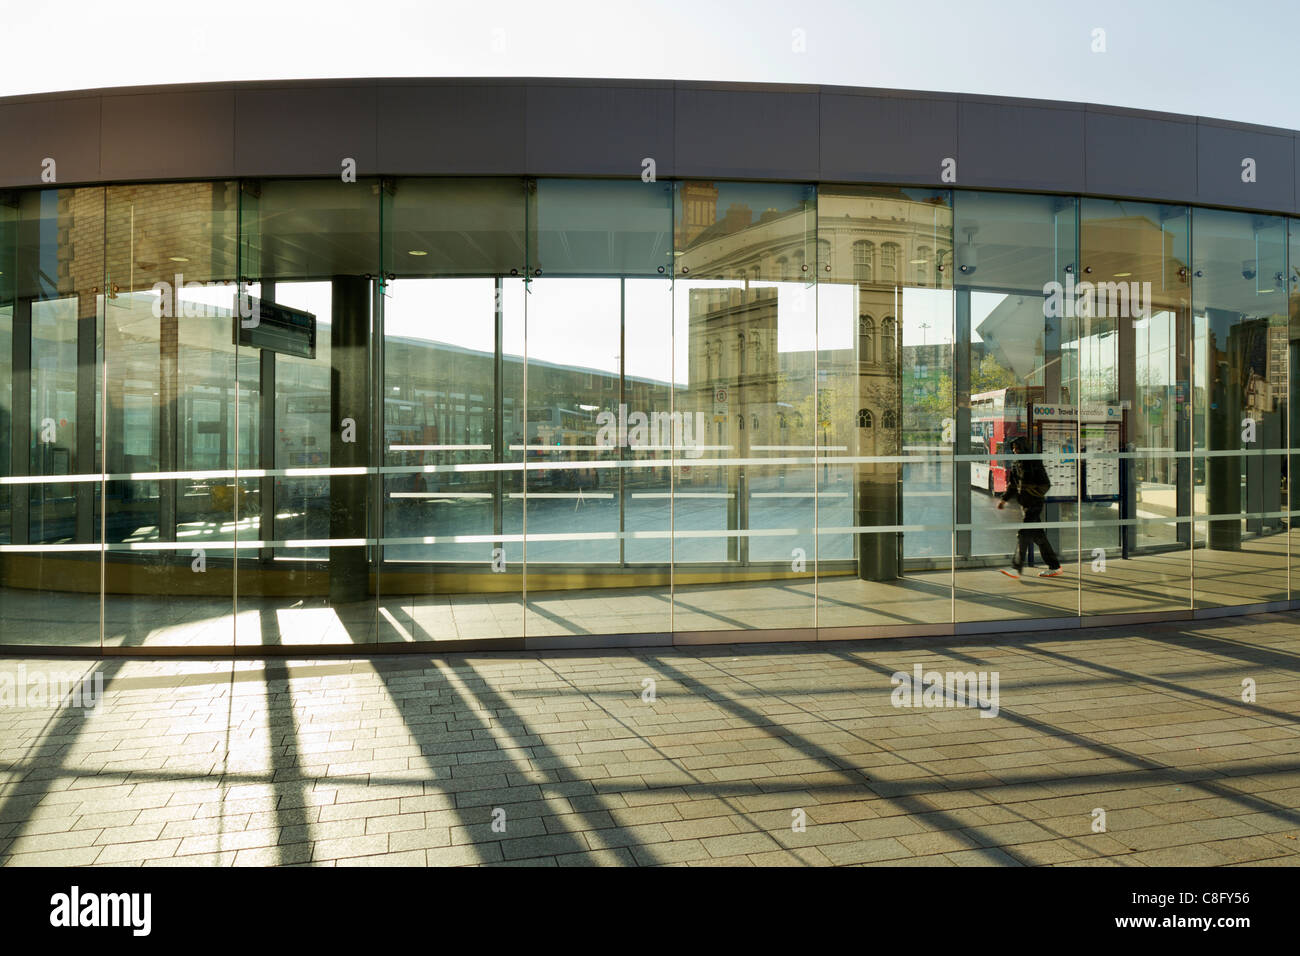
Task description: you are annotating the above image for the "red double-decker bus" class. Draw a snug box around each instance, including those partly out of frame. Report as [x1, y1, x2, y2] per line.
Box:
[969, 386, 1039, 494]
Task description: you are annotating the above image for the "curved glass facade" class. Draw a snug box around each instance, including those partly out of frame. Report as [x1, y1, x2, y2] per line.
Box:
[0, 177, 1295, 649]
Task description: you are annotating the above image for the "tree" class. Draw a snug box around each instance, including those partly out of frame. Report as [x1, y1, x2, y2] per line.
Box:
[972, 353, 1017, 394]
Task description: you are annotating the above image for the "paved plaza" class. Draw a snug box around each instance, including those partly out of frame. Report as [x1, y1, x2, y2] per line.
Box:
[1, 611, 1298, 867]
[1, 536, 1291, 648]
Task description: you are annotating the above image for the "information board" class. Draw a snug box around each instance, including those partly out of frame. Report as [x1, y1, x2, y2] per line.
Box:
[1082, 422, 1120, 500]
[1038, 422, 1078, 501]
[233, 297, 317, 359]
[1030, 403, 1123, 503]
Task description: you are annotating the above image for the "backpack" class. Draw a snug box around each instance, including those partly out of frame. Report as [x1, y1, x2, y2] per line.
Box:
[1018, 459, 1052, 499]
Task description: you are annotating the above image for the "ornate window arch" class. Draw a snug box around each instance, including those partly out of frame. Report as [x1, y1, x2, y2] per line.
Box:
[881, 317, 896, 365]
[882, 409, 897, 429]
[915, 245, 932, 286]
[857, 408, 873, 428]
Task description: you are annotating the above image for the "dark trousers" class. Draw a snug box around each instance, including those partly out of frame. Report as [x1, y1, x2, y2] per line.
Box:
[1014, 498, 1060, 570]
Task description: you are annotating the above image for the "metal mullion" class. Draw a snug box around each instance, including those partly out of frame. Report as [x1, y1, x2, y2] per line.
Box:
[619, 277, 626, 568]
[258, 280, 276, 566]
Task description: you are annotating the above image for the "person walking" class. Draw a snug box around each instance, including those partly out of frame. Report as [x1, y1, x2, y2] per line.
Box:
[997, 435, 1063, 578]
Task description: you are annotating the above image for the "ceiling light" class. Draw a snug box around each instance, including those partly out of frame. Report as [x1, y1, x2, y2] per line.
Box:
[169, 256, 189, 262]
[408, 250, 428, 256]
[1113, 272, 1131, 277]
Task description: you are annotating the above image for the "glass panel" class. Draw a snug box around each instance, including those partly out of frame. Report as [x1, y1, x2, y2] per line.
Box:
[0, 188, 104, 649]
[1192, 209, 1288, 607]
[236, 179, 379, 646]
[1290, 221, 1300, 599]
[522, 179, 673, 638]
[1, 178, 1296, 648]
[379, 178, 526, 643]
[100, 183, 241, 648]
[952, 192, 1079, 621]
[817, 186, 954, 629]
[0, 193, 12, 549]
[1078, 201, 1192, 616]
[672, 182, 817, 633]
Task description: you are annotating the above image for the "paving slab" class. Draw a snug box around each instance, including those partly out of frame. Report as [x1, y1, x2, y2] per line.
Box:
[1, 611, 1297, 867]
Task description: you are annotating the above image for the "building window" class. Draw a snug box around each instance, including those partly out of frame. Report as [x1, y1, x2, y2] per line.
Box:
[881, 242, 900, 283]
[881, 317, 895, 365]
[817, 239, 832, 274]
[777, 256, 789, 281]
[853, 240, 874, 283]
[882, 410, 896, 429]
[915, 245, 931, 285]
[857, 408, 873, 428]
[859, 315, 875, 363]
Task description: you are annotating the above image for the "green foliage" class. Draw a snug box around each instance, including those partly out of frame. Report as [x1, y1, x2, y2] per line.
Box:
[973, 353, 1018, 394]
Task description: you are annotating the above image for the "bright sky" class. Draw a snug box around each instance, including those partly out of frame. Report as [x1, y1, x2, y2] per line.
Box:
[11, 1, 1285, 384]
[1, 0, 1297, 129]
[379, 276, 947, 384]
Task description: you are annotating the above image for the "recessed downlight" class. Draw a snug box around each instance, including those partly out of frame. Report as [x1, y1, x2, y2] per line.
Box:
[408, 250, 428, 256]
[169, 256, 190, 262]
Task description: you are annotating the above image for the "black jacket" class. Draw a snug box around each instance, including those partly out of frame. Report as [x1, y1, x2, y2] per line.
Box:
[1000, 457, 1051, 504]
